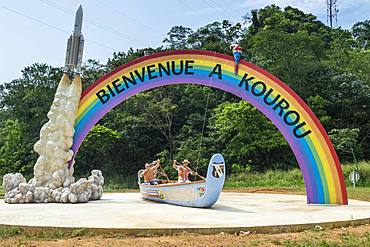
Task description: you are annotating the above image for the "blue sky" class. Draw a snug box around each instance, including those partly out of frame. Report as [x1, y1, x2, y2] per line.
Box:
[0, 0, 369, 83]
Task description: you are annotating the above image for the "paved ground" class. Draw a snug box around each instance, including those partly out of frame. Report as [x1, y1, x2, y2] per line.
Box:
[0, 193, 369, 230]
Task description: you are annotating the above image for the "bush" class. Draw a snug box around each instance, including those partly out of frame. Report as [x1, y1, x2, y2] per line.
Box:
[341, 161, 370, 187]
[225, 168, 305, 189]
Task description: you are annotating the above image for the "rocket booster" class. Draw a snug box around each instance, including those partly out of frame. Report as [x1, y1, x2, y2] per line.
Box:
[64, 5, 84, 73]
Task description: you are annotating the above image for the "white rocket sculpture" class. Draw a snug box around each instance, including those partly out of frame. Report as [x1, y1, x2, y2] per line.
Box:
[64, 5, 84, 73]
[3, 4, 104, 204]
[32, 5, 86, 189]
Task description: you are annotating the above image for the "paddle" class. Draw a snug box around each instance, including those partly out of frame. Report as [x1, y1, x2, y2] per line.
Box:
[175, 161, 206, 180]
[158, 164, 170, 182]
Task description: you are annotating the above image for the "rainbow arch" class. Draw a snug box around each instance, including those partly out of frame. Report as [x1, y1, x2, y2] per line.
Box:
[71, 50, 347, 205]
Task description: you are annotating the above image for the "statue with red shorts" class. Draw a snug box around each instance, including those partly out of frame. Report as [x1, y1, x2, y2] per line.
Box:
[172, 159, 197, 183]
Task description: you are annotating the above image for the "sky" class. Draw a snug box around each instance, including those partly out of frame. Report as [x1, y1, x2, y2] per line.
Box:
[0, 0, 369, 83]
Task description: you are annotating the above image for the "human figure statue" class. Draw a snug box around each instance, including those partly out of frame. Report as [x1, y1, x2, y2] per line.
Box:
[140, 159, 160, 185]
[172, 159, 197, 183]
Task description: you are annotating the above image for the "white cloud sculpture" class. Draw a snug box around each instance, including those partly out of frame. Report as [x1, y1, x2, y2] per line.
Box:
[2, 74, 104, 203]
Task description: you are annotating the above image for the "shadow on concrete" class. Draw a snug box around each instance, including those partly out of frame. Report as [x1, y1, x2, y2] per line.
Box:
[210, 204, 254, 213]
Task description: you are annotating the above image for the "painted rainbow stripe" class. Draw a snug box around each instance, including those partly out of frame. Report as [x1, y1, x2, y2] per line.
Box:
[71, 50, 347, 205]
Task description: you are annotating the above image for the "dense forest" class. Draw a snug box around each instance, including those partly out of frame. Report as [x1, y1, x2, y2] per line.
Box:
[0, 5, 369, 184]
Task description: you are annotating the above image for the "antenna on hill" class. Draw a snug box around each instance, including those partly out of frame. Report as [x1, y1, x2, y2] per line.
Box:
[326, 0, 338, 28]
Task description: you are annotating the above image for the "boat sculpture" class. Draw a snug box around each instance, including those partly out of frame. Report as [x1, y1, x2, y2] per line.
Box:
[138, 154, 226, 208]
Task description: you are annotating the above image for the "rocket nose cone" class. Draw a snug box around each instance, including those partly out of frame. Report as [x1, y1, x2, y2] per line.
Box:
[77, 5, 83, 15]
[74, 5, 83, 34]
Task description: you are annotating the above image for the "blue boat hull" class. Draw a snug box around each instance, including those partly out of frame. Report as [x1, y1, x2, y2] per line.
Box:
[139, 154, 226, 208]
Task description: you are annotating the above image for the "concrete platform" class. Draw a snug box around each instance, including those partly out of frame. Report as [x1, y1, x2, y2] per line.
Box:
[1, 192, 370, 234]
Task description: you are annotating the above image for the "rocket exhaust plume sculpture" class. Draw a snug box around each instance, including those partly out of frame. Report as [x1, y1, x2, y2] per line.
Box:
[64, 5, 84, 73]
[2, 5, 104, 204]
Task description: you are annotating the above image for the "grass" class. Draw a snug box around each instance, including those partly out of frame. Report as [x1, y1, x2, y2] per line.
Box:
[104, 175, 137, 192]
[225, 161, 370, 188]
[342, 161, 370, 187]
[0, 226, 89, 240]
[224, 168, 305, 189]
[0, 226, 21, 239]
[280, 230, 370, 247]
[0, 189, 4, 199]
[71, 228, 88, 237]
[35, 229, 65, 239]
[224, 161, 370, 201]
[0, 225, 369, 246]
[346, 187, 370, 202]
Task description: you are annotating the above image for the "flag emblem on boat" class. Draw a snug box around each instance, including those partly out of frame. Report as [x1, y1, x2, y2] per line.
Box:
[195, 185, 207, 198]
[212, 163, 225, 178]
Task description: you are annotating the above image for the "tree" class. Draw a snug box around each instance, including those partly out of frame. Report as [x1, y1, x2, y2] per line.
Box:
[135, 88, 178, 161]
[0, 64, 63, 176]
[348, 49, 370, 84]
[76, 124, 122, 177]
[0, 64, 62, 140]
[244, 5, 330, 38]
[306, 95, 331, 127]
[352, 20, 370, 49]
[1, 4, 370, 185]
[163, 25, 193, 49]
[187, 20, 242, 53]
[208, 101, 291, 172]
[247, 30, 325, 97]
[329, 128, 362, 163]
[173, 86, 227, 174]
[0, 120, 32, 176]
[81, 59, 107, 91]
[106, 47, 163, 70]
[324, 29, 356, 73]
[326, 73, 370, 129]
[324, 73, 370, 159]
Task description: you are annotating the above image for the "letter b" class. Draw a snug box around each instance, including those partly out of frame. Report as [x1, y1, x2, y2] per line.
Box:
[96, 89, 110, 104]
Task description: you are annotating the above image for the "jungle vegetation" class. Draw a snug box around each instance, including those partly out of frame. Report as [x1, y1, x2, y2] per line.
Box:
[0, 5, 369, 186]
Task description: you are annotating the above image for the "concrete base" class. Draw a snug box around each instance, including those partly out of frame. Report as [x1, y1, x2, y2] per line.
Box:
[1, 193, 369, 234]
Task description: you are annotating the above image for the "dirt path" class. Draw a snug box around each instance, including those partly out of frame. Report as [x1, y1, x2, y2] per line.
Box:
[1, 224, 369, 247]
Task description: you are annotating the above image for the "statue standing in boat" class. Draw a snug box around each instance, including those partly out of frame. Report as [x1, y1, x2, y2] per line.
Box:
[139, 159, 161, 185]
[172, 159, 198, 183]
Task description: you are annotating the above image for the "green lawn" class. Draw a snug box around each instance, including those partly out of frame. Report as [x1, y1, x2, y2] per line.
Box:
[224, 186, 370, 202]
[346, 186, 370, 202]
[223, 161, 370, 202]
[225, 161, 370, 187]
